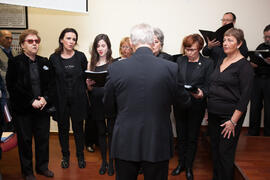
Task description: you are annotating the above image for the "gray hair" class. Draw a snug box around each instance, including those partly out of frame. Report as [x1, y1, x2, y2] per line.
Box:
[130, 23, 154, 47]
[153, 27, 164, 47]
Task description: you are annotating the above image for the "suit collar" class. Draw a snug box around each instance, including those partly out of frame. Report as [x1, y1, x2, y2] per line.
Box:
[134, 47, 153, 55]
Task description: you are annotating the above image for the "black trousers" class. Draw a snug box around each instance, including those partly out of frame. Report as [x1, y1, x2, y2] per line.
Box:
[58, 102, 84, 159]
[208, 112, 245, 180]
[174, 101, 205, 168]
[84, 110, 98, 147]
[95, 117, 115, 163]
[248, 76, 270, 136]
[115, 158, 169, 180]
[14, 112, 50, 176]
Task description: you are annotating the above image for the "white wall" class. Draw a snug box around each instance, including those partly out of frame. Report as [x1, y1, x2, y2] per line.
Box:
[25, 0, 270, 131]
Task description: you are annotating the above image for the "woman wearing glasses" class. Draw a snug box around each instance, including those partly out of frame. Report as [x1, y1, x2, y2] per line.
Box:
[49, 28, 88, 169]
[115, 37, 133, 60]
[6, 29, 54, 180]
[171, 34, 213, 180]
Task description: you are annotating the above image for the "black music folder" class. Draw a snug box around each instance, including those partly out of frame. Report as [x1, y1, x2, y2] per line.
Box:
[199, 23, 233, 44]
[85, 70, 108, 87]
[248, 49, 270, 65]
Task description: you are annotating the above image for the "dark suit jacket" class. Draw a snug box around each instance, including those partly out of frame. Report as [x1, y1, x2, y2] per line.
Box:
[176, 54, 214, 102]
[104, 47, 190, 162]
[6, 53, 53, 114]
[49, 50, 88, 122]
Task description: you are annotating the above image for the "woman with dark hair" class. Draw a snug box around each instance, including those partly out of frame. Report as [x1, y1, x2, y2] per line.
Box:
[86, 34, 115, 176]
[49, 28, 88, 169]
[171, 34, 213, 180]
[207, 28, 253, 180]
[6, 29, 54, 180]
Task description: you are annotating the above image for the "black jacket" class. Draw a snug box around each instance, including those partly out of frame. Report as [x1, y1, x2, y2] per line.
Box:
[6, 53, 53, 114]
[104, 47, 190, 162]
[176, 54, 214, 102]
[49, 50, 88, 122]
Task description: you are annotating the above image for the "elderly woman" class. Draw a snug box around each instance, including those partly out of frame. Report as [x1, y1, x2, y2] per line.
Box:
[153, 27, 173, 61]
[171, 34, 213, 180]
[207, 28, 253, 180]
[6, 29, 54, 180]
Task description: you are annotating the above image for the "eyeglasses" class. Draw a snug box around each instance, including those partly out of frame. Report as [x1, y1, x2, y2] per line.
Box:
[221, 19, 233, 22]
[24, 39, 40, 44]
[185, 48, 198, 52]
[121, 46, 131, 49]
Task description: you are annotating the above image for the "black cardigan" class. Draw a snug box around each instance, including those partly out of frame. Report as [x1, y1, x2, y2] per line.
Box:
[176, 54, 214, 101]
[49, 50, 88, 122]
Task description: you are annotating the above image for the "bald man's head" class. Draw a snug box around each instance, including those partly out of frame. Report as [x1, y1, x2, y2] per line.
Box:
[0, 30, 13, 49]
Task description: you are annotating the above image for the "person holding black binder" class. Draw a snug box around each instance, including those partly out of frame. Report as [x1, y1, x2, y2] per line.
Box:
[49, 28, 88, 169]
[86, 34, 115, 176]
[171, 34, 213, 180]
[6, 29, 54, 180]
[248, 24, 270, 136]
[202, 12, 248, 67]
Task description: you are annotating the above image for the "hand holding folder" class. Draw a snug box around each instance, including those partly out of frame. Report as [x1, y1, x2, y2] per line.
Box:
[85, 70, 108, 87]
[248, 49, 270, 65]
[199, 23, 234, 44]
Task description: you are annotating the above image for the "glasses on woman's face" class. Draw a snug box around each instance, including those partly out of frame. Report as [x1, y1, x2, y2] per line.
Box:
[24, 39, 40, 44]
[185, 48, 198, 53]
[121, 46, 131, 50]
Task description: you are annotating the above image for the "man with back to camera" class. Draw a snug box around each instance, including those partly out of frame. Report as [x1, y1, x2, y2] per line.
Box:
[202, 12, 248, 67]
[248, 24, 270, 136]
[103, 23, 191, 180]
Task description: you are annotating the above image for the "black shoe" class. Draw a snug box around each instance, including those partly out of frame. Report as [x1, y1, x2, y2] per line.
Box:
[86, 145, 95, 152]
[99, 162, 108, 175]
[78, 158, 86, 168]
[186, 168, 194, 180]
[24, 174, 36, 180]
[108, 163, 114, 176]
[61, 157, 70, 168]
[171, 164, 185, 176]
[36, 169, 54, 177]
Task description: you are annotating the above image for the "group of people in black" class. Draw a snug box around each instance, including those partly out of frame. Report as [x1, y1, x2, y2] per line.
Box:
[0, 10, 269, 180]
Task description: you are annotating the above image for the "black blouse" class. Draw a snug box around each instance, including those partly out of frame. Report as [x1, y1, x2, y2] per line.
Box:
[207, 58, 254, 117]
